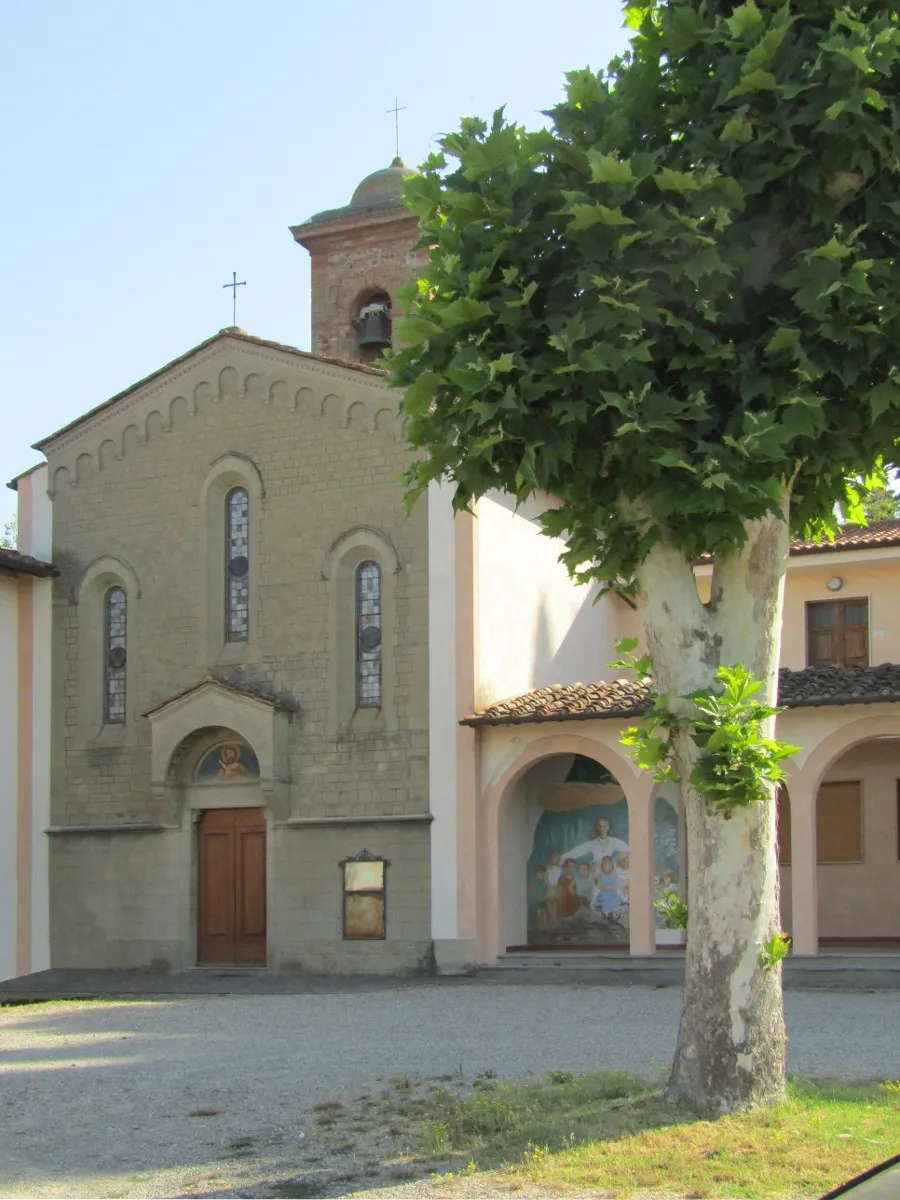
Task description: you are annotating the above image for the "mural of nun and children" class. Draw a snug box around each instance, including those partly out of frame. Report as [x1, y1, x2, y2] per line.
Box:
[527, 797, 682, 945]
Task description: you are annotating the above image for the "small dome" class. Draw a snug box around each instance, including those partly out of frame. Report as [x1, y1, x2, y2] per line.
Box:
[349, 156, 416, 211]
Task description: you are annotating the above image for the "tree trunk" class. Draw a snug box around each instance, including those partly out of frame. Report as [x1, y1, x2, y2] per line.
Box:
[635, 511, 790, 1115]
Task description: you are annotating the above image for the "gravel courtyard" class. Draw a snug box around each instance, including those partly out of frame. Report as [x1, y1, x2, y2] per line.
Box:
[1, 982, 898, 1199]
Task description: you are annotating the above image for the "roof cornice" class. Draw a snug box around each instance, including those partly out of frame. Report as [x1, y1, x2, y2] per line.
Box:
[34, 329, 387, 456]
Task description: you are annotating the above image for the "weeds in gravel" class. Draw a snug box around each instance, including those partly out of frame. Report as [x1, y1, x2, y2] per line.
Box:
[384, 1071, 900, 1199]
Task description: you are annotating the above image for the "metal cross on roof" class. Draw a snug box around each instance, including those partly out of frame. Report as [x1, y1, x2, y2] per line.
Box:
[386, 98, 407, 160]
[222, 271, 246, 327]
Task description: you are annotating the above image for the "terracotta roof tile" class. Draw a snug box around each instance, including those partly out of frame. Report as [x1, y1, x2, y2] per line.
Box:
[461, 663, 900, 727]
[697, 519, 900, 565]
[0, 547, 58, 579]
[777, 663, 900, 708]
[788, 519, 900, 555]
[461, 679, 651, 727]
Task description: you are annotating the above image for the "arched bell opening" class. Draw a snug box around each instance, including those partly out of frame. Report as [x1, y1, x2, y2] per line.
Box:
[500, 752, 632, 951]
[352, 289, 392, 364]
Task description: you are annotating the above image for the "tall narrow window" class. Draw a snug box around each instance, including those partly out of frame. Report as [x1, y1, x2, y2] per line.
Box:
[104, 586, 127, 724]
[225, 487, 250, 641]
[356, 561, 382, 707]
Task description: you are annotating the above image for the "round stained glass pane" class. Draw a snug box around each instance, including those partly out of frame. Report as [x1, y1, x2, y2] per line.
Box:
[108, 646, 127, 669]
[360, 624, 382, 650]
[229, 555, 249, 578]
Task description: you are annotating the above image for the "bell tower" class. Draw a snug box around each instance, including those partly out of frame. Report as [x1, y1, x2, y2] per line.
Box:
[290, 157, 427, 364]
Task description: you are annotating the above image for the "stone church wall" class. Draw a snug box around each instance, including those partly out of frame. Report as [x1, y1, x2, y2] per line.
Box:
[43, 335, 432, 973]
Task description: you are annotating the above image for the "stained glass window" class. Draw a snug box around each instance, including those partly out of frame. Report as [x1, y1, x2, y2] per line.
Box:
[105, 586, 127, 724]
[226, 487, 250, 642]
[356, 561, 382, 707]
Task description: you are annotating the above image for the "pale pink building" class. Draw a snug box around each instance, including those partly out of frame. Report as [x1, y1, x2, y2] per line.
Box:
[0, 465, 55, 981]
[427, 497, 900, 974]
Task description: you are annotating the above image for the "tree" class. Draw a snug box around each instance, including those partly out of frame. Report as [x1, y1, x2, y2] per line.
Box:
[862, 484, 900, 520]
[1, 514, 16, 550]
[391, 0, 900, 1115]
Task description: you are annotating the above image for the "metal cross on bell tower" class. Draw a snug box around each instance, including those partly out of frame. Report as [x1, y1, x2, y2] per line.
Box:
[222, 271, 246, 327]
[386, 98, 407, 160]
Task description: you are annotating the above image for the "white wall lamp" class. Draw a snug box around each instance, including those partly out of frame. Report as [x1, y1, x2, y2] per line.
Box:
[826, 576, 844, 592]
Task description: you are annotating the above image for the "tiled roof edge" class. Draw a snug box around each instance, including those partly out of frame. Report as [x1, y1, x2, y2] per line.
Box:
[462, 665, 900, 728]
[0, 547, 59, 578]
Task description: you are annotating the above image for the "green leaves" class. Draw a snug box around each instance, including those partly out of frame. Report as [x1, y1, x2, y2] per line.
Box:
[687, 666, 799, 814]
[390, 0, 900, 590]
[568, 203, 634, 228]
[608, 650, 798, 815]
[727, 69, 778, 97]
[868, 378, 900, 421]
[759, 932, 792, 971]
[726, 1, 763, 38]
[765, 326, 800, 356]
[811, 237, 852, 261]
[588, 152, 634, 185]
[654, 168, 701, 194]
[439, 297, 494, 327]
[720, 114, 755, 144]
[624, 2, 654, 31]
[655, 889, 689, 930]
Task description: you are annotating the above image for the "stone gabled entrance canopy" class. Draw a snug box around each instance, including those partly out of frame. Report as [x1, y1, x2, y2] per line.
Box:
[144, 677, 295, 820]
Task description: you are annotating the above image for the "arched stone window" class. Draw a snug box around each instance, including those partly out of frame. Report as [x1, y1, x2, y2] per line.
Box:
[321, 526, 400, 732]
[356, 562, 382, 707]
[198, 454, 263, 665]
[76, 556, 139, 741]
[225, 486, 250, 642]
[104, 586, 127, 724]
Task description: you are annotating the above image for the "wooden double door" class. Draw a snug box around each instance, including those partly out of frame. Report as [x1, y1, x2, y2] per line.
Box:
[197, 808, 267, 965]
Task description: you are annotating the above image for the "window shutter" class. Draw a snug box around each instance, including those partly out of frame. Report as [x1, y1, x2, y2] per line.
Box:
[816, 781, 863, 863]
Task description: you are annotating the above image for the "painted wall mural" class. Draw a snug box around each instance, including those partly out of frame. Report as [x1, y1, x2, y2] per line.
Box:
[194, 741, 260, 782]
[525, 758, 683, 947]
[527, 756, 630, 946]
[653, 791, 684, 943]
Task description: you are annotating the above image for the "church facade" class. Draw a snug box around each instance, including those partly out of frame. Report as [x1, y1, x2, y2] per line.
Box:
[32, 161, 445, 974]
[7, 159, 900, 980]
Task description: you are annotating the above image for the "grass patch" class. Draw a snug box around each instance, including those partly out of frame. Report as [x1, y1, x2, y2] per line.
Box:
[400, 1071, 900, 1198]
[311, 1099, 344, 1114]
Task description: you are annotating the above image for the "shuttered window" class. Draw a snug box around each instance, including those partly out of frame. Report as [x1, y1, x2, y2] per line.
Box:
[806, 599, 868, 669]
[816, 781, 863, 863]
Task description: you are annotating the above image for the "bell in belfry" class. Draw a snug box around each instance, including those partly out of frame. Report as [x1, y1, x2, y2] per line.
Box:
[355, 300, 392, 348]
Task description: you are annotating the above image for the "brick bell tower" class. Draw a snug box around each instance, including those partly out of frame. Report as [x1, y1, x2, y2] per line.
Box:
[290, 157, 428, 365]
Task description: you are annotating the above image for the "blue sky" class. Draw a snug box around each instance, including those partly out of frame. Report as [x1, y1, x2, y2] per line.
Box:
[1, 0, 632, 529]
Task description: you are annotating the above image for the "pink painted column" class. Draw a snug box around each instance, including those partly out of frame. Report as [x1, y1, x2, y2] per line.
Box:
[627, 781, 656, 956]
[789, 777, 818, 956]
